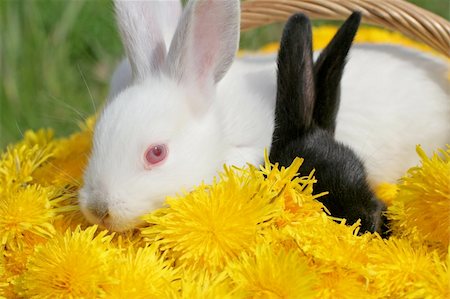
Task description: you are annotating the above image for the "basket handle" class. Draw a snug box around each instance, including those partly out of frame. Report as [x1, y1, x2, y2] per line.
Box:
[241, 0, 450, 57]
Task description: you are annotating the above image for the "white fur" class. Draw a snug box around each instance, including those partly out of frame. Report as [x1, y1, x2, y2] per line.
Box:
[335, 44, 449, 186]
[81, 0, 449, 231]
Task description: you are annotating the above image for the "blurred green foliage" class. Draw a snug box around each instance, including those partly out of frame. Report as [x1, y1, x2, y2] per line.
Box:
[1, 0, 120, 148]
[1, 0, 448, 149]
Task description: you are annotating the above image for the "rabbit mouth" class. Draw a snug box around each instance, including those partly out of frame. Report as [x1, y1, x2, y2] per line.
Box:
[79, 194, 146, 232]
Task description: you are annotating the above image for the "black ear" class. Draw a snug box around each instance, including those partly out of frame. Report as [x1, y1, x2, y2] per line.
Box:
[272, 13, 315, 151]
[313, 12, 361, 133]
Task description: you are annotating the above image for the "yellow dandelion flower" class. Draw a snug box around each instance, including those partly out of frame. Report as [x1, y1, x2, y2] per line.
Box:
[3, 241, 39, 278]
[0, 185, 58, 249]
[104, 245, 179, 298]
[16, 226, 115, 299]
[367, 237, 446, 298]
[227, 243, 317, 299]
[0, 129, 55, 184]
[174, 270, 244, 299]
[387, 145, 450, 248]
[142, 164, 283, 272]
[0, 143, 54, 188]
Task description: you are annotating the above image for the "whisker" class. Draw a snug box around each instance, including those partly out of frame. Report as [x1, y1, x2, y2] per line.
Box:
[15, 121, 24, 138]
[47, 95, 88, 122]
[99, 211, 109, 222]
[45, 161, 82, 185]
[35, 114, 85, 127]
[77, 63, 97, 114]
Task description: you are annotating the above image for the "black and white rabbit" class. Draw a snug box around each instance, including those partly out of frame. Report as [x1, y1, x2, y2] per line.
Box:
[270, 12, 387, 234]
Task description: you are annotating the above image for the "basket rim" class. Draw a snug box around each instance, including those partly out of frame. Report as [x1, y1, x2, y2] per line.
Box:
[240, 0, 450, 57]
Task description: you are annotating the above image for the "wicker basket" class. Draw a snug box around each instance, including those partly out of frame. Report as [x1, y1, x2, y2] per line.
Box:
[240, 0, 450, 57]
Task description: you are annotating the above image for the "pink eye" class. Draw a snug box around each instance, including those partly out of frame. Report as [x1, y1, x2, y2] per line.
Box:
[145, 144, 168, 166]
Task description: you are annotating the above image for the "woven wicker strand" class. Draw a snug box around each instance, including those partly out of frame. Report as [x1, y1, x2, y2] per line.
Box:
[241, 0, 450, 57]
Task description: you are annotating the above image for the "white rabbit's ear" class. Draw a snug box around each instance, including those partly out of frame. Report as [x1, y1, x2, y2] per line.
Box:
[114, 0, 182, 81]
[166, 0, 240, 95]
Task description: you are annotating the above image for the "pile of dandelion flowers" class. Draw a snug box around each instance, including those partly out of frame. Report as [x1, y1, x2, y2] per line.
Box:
[142, 164, 284, 272]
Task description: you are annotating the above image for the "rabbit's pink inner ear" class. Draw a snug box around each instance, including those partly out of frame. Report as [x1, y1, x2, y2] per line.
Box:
[166, 0, 239, 89]
[192, 0, 239, 85]
[190, 2, 223, 85]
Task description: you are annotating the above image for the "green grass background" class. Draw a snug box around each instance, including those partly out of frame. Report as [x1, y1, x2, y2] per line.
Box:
[1, 0, 448, 149]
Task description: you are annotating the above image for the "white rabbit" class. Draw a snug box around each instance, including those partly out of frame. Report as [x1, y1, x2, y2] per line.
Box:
[80, 0, 449, 232]
[79, 0, 277, 231]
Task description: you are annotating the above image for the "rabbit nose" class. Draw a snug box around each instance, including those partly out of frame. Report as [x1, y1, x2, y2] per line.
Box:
[87, 200, 110, 220]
